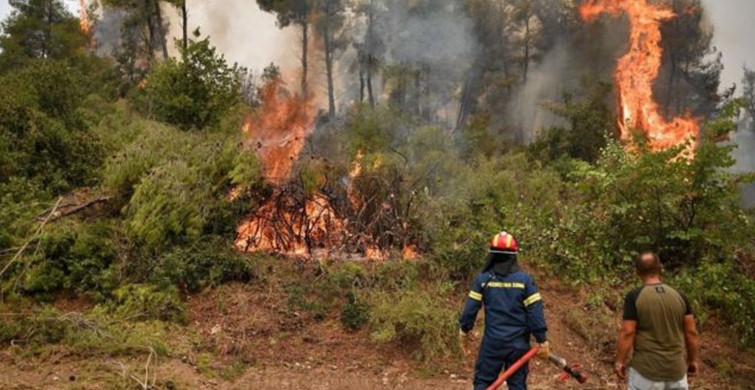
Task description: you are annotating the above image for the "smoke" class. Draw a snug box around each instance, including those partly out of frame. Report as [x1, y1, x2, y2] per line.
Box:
[701, 0, 755, 206]
[503, 1, 628, 143]
[701, 0, 755, 89]
[93, 6, 125, 57]
[377, 0, 476, 67]
[349, 0, 477, 123]
[507, 42, 570, 143]
[162, 0, 299, 76]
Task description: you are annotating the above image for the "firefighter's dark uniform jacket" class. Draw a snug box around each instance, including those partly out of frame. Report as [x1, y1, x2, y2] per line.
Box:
[459, 255, 547, 390]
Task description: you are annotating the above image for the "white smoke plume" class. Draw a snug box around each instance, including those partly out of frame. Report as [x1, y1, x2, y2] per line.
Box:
[162, 0, 300, 76]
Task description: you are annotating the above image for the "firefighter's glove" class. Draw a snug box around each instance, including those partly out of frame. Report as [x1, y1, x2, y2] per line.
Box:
[536, 341, 550, 359]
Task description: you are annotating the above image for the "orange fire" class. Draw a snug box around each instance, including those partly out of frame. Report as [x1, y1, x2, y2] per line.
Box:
[79, 0, 92, 35]
[580, 0, 699, 151]
[242, 78, 314, 185]
[235, 77, 416, 259]
[347, 150, 364, 209]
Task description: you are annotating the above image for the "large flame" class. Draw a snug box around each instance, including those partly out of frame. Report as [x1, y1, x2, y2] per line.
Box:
[242, 78, 314, 185]
[235, 77, 322, 254]
[580, 0, 699, 151]
[235, 77, 413, 259]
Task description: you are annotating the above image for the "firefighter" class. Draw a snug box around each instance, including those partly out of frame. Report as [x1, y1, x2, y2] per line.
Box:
[459, 231, 549, 390]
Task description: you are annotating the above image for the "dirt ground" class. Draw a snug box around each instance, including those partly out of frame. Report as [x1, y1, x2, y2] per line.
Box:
[0, 277, 753, 390]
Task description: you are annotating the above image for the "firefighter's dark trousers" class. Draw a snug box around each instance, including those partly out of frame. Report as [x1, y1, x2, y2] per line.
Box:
[473, 338, 529, 390]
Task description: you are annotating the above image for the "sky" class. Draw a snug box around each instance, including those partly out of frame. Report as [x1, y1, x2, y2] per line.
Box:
[0, 0, 753, 88]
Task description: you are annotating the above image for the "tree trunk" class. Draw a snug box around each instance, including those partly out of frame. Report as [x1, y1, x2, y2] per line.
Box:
[324, 23, 336, 117]
[153, 0, 169, 59]
[366, 60, 375, 106]
[414, 69, 421, 117]
[523, 13, 530, 82]
[359, 67, 365, 102]
[456, 67, 479, 131]
[364, 0, 376, 106]
[143, 0, 156, 60]
[300, 22, 309, 96]
[181, 1, 188, 52]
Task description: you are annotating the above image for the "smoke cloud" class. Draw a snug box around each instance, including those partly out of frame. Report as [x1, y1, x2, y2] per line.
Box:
[358, 0, 477, 123]
[701, 0, 755, 89]
[162, 0, 299, 75]
[702, 0, 755, 205]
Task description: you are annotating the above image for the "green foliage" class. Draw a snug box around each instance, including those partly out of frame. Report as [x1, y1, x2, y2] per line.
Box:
[0, 0, 88, 72]
[744, 66, 755, 123]
[145, 34, 242, 130]
[284, 282, 327, 320]
[124, 160, 206, 250]
[369, 283, 458, 362]
[0, 61, 104, 194]
[229, 151, 264, 193]
[109, 284, 185, 323]
[673, 260, 755, 347]
[0, 305, 173, 356]
[419, 154, 562, 279]
[340, 291, 369, 331]
[15, 220, 120, 298]
[102, 117, 254, 252]
[533, 80, 616, 163]
[0, 306, 71, 346]
[149, 237, 254, 293]
[256, 0, 310, 27]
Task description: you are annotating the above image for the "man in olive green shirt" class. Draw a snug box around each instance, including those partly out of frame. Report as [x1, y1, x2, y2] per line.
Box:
[615, 252, 700, 390]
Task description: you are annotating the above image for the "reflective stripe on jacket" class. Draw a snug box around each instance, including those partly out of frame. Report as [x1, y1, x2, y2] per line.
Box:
[459, 270, 547, 346]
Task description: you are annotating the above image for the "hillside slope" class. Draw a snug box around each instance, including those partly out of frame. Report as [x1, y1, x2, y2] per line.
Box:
[1, 271, 752, 390]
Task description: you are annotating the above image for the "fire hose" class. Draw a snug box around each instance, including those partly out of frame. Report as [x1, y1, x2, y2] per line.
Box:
[484, 346, 588, 390]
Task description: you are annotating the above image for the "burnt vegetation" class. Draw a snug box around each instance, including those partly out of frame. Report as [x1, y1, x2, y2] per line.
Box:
[1, 0, 755, 386]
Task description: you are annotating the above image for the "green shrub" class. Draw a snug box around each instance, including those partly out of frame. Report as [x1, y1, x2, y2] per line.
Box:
[673, 261, 755, 347]
[124, 160, 206, 250]
[0, 62, 104, 194]
[369, 284, 458, 362]
[0, 305, 173, 355]
[14, 220, 120, 299]
[108, 284, 185, 323]
[145, 34, 241, 131]
[284, 283, 327, 321]
[0, 306, 70, 346]
[150, 237, 255, 292]
[340, 291, 370, 331]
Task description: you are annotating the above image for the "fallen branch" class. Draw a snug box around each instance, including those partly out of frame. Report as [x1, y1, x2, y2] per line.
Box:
[0, 197, 63, 280]
[41, 195, 110, 222]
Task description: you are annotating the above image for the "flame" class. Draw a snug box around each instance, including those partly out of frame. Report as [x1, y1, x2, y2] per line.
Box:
[347, 150, 364, 209]
[235, 192, 344, 255]
[580, 0, 699, 151]
[79, 0, 92, 35]
[234, 78, 415, 260]
[242, 78, 314, 185]
[402, 245, 419, 260]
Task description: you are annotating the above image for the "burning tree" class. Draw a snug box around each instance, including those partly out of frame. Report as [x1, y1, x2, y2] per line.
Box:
[234, 74, 423, 259]
[580, 0, 700, 151]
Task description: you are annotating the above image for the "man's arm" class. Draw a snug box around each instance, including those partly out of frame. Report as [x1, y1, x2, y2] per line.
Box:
[684, 314, 700, 376]
[615, 319, 637, 379]
[616, 288, 641, 379]
[459, 275, 484, 333]
[523, 277, 547, 343]
[523, 277, 549, 358]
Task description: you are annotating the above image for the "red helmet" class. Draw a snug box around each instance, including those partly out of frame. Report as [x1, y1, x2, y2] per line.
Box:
[490, 231, 519, 254]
